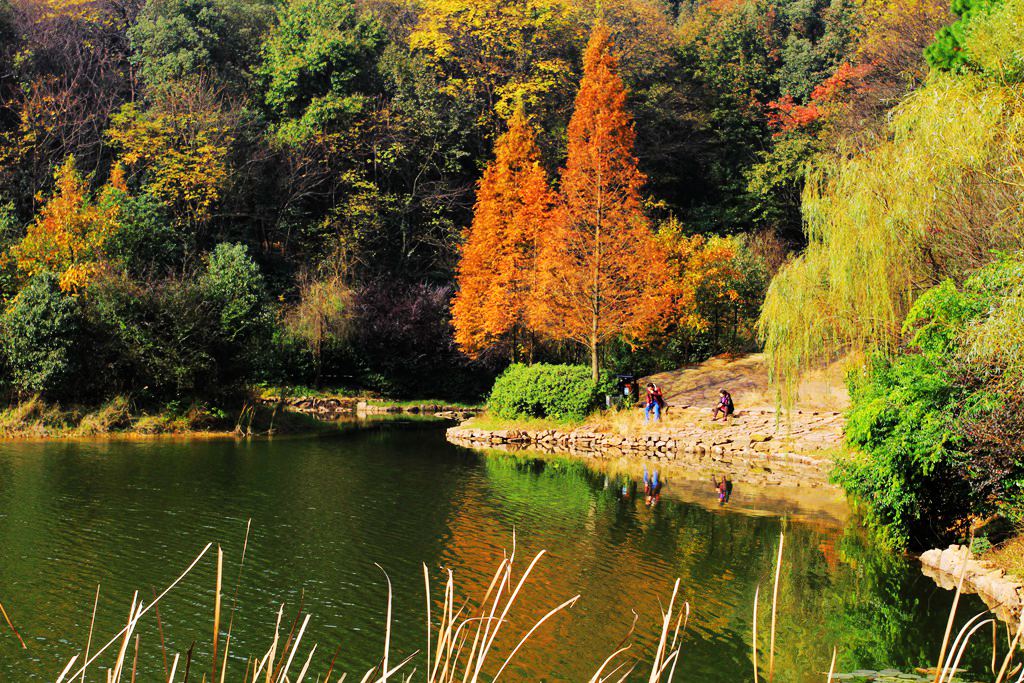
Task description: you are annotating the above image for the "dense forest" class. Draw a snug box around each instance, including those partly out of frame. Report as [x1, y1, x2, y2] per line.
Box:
[0, 0, 950, 404]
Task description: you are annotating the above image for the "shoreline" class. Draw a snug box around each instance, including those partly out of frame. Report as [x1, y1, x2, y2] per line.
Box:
[0, 394, 478, 442]
[920, 544, 1024, 628]
[446, 405, 844, 489]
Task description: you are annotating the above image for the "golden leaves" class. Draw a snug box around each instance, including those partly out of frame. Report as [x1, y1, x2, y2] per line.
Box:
[8, 156, 120, 293]
[107, 98, 233, 227]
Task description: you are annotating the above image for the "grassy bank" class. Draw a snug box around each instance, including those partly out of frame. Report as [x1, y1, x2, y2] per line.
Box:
[985, 535, 1024, 581]
[256, 386, 481, 410]
[0, 395, 334, 440]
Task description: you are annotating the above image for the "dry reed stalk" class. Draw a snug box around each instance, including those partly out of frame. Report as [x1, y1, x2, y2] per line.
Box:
[994, 617, 1024, 683]
[826, 647, 836, 683]
[63, 543, 213, 682]
[941, 615, 994, 683]
[768, 532, 784, 683]
[0, 598, 27, 649]
[53, 536, 704, 683]
[933, 545, 971, 683]
[752, 584, 760, 683]
[168, 653, 180, 682]
[220, 519, 252, 683]
[130, 634, 139, 683]
[212, 546, 223, 683]
[55, 655, 79, 683]
[82, 586, 100, 683]
[153, 587, 168, 680]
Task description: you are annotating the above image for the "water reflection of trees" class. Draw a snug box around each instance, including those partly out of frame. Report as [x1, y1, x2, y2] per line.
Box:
[479, 454, 993, 682]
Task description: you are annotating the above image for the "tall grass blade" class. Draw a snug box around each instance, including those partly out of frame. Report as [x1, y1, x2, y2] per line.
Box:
[753, 584, 760, 683]
[0, 598, 27, 649]
[55, 656, 79, 683]
[769, 533, 784, 683]
[374, 564, 393, 683]
[65, 544, 213, 681]
[491, 595, 580, 681]
[933, 546, 970, 683]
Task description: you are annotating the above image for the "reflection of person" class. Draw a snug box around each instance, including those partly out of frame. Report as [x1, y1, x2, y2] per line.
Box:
[645, 383, 665, 422]
[643, 466, 663, 506]
[711, 389, 734, 422]
[712, 475, 732, 505]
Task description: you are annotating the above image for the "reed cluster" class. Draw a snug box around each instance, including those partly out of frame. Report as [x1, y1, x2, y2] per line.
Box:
[2, 529, 1022, 682]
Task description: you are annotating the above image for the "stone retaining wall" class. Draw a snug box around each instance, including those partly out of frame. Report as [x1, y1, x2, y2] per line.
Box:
[446, 423, 835, 488]
[920, 545, 1023, 626]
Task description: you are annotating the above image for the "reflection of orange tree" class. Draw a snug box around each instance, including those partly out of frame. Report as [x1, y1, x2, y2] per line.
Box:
[471, 456, 849, 679]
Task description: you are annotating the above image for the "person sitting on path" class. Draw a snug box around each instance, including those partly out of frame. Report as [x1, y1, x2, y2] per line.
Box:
[644, 382, 665, 423]
[711, 389, 734, 422]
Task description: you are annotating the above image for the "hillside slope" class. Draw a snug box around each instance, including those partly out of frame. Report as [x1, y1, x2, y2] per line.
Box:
[645, 353, 850, 413]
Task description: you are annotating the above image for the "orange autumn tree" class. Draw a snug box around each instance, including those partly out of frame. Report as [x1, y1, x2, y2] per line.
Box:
[8, 156, 124, 293]
[530, 23, 667, 381]
[452, 108, 555, 360]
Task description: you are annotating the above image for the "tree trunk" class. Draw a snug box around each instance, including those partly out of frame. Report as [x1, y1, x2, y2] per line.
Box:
[590, 335, 599, 383]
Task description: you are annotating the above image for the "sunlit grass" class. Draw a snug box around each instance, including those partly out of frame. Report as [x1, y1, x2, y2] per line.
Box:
[986, 535, 1024, 581]
[0, 395, 334, 439]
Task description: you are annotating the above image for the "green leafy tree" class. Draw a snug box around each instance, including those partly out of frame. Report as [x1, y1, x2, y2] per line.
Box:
[257, 0, 385, 143]
[103, 192, 184, 278]
[129, 0, 273, 91]
[925, 0, 1002, 72]
[1, 272, 83, 396]
[203, 242, 268, 343]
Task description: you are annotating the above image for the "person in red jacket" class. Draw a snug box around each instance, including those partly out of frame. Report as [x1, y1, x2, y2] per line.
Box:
[644, 383, 665, 422]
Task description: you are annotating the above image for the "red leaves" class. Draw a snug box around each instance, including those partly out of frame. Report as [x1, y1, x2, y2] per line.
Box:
[767, 62, 876, 134]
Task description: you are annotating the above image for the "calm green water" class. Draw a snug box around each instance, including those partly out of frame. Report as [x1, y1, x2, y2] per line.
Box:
[0, 421, 990, 681]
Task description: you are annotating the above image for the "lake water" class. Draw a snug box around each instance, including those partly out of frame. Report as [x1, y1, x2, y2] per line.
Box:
[0, 421, 992, 681]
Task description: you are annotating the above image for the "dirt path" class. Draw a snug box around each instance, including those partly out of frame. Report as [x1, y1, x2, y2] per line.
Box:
[644, 352, 849, 413]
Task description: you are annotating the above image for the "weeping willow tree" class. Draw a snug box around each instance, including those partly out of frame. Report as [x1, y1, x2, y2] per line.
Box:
[759, 68, 1024, 401]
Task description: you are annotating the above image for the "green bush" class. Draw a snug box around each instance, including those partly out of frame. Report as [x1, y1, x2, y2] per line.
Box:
[1, 273, 84, 397]
[488, 364, 612, 421]
[837, 257, 1024, 549]
[104, 192, 184, 277]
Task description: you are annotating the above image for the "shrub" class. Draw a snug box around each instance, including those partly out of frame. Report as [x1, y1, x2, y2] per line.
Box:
[1, 272, 84, 397]
[488, 364, 612, 421]
[836, 257, 1024, 548]
[88, 274, 221, 401]
[202, 243, 273, 384]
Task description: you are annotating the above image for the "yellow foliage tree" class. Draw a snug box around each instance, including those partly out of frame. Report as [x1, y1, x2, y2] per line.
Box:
[409, 0, 579, 127]
[107, 88, 234, 229]
[656, 220, 741, 334]
[8, 157, 123, 292]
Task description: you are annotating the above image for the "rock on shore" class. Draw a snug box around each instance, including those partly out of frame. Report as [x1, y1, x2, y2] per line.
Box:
[920, 544, 1023, 626]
